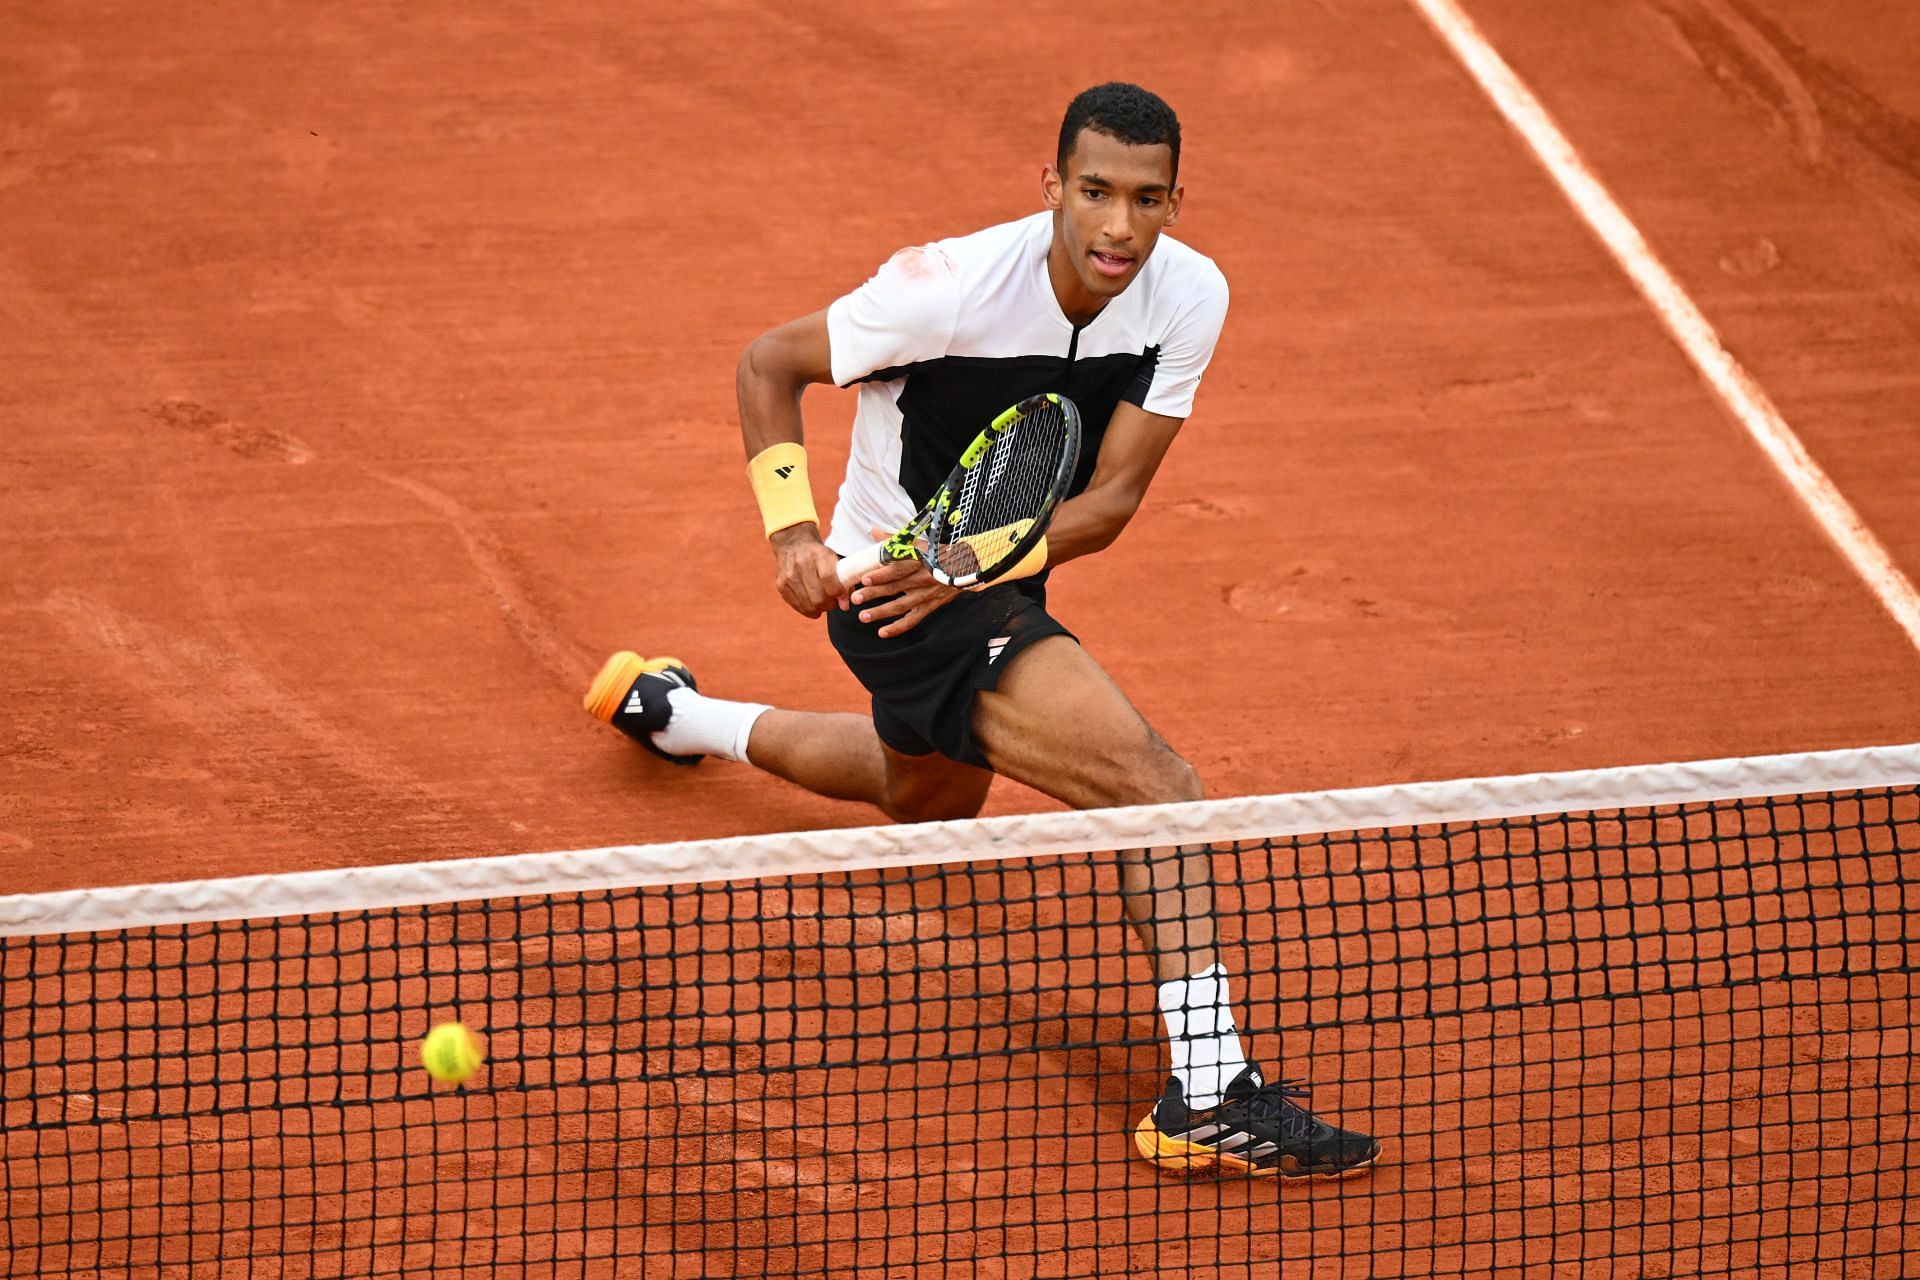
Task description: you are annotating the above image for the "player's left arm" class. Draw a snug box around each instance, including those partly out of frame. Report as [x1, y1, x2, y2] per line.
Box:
[1046, 258, 1228, 563]
[849, 403, 1183, 637]
[1031, 402, 1184, 564]
[1043, 260, 1229, 562]
[855, 260, 1225, 636]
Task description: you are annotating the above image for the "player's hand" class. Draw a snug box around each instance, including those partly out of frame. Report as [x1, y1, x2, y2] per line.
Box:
[850, 526, 960, 638]
[769, 524, 850, 618]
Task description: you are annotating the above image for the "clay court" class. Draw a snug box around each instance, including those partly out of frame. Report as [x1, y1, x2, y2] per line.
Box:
[3, 1, 1918, 1276]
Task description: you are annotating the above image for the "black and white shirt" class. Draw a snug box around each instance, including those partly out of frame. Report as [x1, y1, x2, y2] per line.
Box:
[823, 211, 1229, 557]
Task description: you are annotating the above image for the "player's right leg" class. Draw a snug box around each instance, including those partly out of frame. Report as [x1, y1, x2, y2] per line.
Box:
[746, 711, 993, 822]
[584, 651, 991, 822]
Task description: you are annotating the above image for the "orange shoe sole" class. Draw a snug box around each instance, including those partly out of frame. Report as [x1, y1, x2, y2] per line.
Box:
[1132, 1114, 1380, 1180]
[582, 652, 688, 723]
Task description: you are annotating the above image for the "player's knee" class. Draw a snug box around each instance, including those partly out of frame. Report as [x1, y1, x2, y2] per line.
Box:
[1146, 748, 1204, 805]
[1100, 740, 1202, 807]
[880, 771, 989, 823]
[881, 789, 987, 824]
[1162, 751, 1204, 804]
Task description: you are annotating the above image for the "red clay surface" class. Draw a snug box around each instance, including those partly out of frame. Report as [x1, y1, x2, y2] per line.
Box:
[3, 1, 1919, 1276]
[3, 0, 1918, 889]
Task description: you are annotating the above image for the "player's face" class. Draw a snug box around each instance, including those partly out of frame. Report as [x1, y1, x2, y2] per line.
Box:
[1043, 128, 1184, 315]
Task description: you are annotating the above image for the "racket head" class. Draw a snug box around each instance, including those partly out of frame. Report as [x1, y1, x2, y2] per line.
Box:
[925, 392, 1082, 588]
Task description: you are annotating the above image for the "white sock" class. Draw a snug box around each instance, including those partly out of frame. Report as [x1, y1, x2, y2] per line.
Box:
[1157, 963, 1250, 1110]
[655, 687, 768, 763]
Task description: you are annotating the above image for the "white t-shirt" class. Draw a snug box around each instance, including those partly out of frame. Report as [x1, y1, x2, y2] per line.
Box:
[822, 211, 1229, 557]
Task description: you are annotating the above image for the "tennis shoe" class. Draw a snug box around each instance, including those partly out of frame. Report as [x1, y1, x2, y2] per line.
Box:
[1133, 1065, 1380, 1178]
[582, 651, 704, 766]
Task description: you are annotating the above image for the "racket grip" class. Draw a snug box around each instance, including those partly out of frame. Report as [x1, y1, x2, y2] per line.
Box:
[836, 540, 886, 588]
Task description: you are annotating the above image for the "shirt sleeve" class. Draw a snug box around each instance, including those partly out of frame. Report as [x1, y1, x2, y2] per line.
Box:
[825, 244, 962, 388]
[1132, 263, 1230, 419]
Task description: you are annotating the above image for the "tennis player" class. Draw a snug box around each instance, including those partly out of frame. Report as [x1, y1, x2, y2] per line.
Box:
[587, 83, 1378, 1178]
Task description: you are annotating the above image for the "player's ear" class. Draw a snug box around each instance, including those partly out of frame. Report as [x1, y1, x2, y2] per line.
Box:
[1041, 163, 1064, 211]
[1163, 181, 1185, 227]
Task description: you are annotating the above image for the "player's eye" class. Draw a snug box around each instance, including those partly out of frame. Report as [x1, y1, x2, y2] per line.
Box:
[1137, 197, 1160, 208]
[1082, 188, 1105, 200]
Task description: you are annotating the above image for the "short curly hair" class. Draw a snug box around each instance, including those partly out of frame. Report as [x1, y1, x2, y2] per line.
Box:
[1056, 83, 1181, 182]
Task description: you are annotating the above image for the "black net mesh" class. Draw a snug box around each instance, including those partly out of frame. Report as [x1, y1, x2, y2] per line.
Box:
[2, 780, 1917, 1278]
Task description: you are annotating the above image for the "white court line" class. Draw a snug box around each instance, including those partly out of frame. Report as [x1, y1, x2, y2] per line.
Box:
[1408, 0, 1920, 653]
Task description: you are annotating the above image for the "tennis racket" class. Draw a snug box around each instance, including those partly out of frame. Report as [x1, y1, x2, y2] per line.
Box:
[836, 392, 1083, 590]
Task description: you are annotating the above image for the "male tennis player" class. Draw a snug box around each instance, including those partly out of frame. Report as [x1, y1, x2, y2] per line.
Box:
[586, 83, 1378, 1178]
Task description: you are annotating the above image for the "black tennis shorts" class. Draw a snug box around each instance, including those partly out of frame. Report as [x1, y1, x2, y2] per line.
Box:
[826, 579, 1075, 769]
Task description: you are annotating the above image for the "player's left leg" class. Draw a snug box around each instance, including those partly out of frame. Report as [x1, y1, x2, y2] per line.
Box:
[972, 636, 1379, 1178]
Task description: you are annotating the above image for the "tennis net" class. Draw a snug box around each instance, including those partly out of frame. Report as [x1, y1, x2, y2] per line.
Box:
[3, 744, 1917, 1278]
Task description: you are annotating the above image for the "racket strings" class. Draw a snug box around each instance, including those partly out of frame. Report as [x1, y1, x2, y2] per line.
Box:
[936, 401, 1070, 578]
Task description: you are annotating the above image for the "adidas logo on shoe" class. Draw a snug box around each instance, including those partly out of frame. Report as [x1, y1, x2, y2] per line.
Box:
[1132, 1066, 1379, 1180]
[583, 652, 705, 767]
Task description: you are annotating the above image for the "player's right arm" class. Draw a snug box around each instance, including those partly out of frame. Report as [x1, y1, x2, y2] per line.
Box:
[736, 309, 848, 618]
[742, 243, 961, 619]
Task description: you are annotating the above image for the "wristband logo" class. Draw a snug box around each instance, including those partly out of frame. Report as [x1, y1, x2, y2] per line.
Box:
[750, 443, 818, 537]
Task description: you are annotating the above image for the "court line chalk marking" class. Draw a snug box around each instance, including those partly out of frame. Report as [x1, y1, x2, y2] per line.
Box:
[1408, 0, 1920, 654]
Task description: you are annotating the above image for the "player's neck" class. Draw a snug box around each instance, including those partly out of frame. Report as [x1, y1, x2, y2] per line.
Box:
[1045, 240, 1110, 329]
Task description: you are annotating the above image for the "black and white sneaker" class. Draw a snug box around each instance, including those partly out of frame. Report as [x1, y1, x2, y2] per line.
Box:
[1133, 1065, 1380, 1178]
[582, 651, 703, 765]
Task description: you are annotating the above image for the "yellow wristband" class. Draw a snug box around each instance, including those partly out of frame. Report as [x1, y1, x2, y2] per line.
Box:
[970, 534, 1048, 589]
[747, 442, 820, 538]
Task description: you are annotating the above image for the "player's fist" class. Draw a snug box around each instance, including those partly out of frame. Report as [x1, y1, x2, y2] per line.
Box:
[849, 524, 958, 638]
[769, 524, 849, 617]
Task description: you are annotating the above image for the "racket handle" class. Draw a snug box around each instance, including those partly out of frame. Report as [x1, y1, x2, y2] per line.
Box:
[836, 540, 887, 588]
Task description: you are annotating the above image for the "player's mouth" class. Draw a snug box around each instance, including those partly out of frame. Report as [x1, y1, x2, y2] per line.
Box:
[1089, 248, 1133, 279]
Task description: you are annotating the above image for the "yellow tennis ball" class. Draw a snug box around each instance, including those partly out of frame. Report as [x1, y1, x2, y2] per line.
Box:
[421, 1022, 484, 1084]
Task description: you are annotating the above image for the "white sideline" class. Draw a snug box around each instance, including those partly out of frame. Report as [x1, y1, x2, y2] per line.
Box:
[1407, 0, 1920, 653]
[1, 743, 1916, 937]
